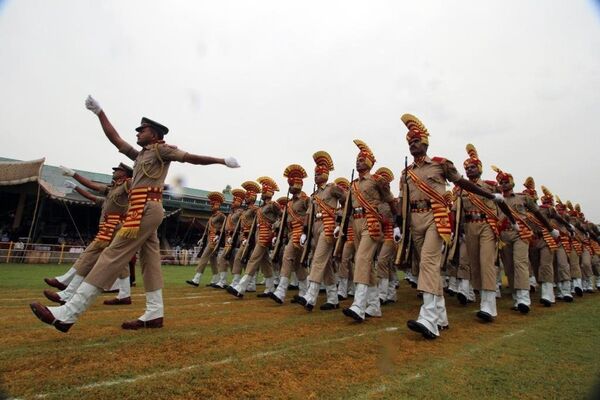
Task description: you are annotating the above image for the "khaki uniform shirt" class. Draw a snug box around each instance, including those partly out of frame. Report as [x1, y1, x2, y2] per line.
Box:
[400, 156, 462, 205]
[119, 142, 188, 189]
[351, 172, 395, 211]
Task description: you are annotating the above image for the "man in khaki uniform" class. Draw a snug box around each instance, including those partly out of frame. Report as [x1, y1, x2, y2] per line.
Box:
[342, 140, 395, 322]
[553, 196, 575, 301]
[572, 204, 595, 293]
[270, 165, 310, 304]
[227, 177, 281, 298]
[399, 114, 508, 339]
[297, 151, 345, 311]
[493, 165, 559, 314]
[565, 201, 585, 296]
[214, 188, 246, 289]
[333, 177, 355, 300]
[523, 179, 572, 306]
[536, 186, 574, 303]
[230, 181, 261, 288]
[371, 167, 400, 305]
[186, 192, 226, 287]
[30, 95, 239, 332]
[43, 163, 133, 306]
[458, 144, 501, 321]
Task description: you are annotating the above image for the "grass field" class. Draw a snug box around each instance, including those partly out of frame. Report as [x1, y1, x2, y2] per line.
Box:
[1, 263, 599, 400]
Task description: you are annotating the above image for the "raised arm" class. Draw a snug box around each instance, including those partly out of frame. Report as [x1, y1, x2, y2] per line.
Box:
[64, 180, 102, 203]
[60, 166, 108, 193]
[85, 95, 137, 161]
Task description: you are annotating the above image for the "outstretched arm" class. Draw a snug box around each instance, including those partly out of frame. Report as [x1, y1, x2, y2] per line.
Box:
[183, 153, 240, 168]
[60, 166, 108, 193]
[85, 95, 137, 161]
[455, 178, 516, 224]
[75, 186, 101, 203]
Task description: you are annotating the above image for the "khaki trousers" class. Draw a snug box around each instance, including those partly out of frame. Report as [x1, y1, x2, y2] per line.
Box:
[411, 211, 444, 296]
[568, 250, 582, 279]
[195, 243, 218, 275]
[86, 201, 163, 292]
[457, 238, 470, 280]
[537, 244, 555, 283]
[465, 222, 497, 291]
[554, 246, 571, 282]
[307, 230, 336, 285]
[245, 244, 273, 278]
[232, 242, 247, 275]
[580, 250, 593, 279]
[280, 242, 308, 281]
[352, 217, 381, 286]
[338, 242, 355, 280]
[377, 240, 395, 279]
[74, 241, 108, 276]
[499, 230, 530, 291]
[217, 247, 236, 273]
[592, 254, 600, 276]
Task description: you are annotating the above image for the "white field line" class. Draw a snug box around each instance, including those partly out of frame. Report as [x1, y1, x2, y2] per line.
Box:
[31, 326, 400, 399]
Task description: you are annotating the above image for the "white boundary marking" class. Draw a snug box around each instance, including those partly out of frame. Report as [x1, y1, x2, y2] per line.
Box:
[31, 326, 400, 399]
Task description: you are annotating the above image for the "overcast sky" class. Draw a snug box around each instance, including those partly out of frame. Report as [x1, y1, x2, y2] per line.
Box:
[1, 1, 599, 220]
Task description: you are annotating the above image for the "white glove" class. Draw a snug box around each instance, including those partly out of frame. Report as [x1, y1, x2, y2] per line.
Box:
[241, 239, 247, 246]
[550, 229, 560, 239]
[226, 237, 233, 245]
[512, 222, 520, 231]
[333, 226, 340, 238]
[393, 227, 401, 243]
[224, 157, 240, 168]
[492, 193, 504, 204]
[569, 224, 575, 231]
[300, 233, 307, 246]
[213, 235, 220, 243]
[64, 180, 76, 189]
[85, 95, 102, 115]
[60, 165, 75, 177]
[272, 237, 277, 245]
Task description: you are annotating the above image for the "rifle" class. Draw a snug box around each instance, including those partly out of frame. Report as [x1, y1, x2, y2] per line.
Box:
[271, 188, 291, 263]
[442, 192, 462, 268]
[210, 212, 228, 257]
[240, 200, 261, 264]
[394, 157, 412, 266]
[196, 222, 209, 257]
[222, 213, 242, 261]
[333, 169, 355, 259]
[300, 185, 317, 267]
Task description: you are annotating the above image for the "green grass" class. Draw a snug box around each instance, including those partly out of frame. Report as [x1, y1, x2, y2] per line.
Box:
[1, 263, 599, 400]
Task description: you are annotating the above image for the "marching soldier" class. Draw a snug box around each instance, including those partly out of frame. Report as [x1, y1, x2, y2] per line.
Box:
[334, 177, 355, 300]
[230, 181, 261, 289]
[399, 114, 509, 339]
[565, 201, 585, 296]
[573, 204, 595, 293]
[43, 163, 133, 305]
[186, 192, 226, 288]
[554, 196, 575, 301]
[214, 188, 246, 288]
[297, 151, 344, 311]
[492, 165, 559, 314]
[342, 140, 395, 321]
[523, 179, 572, 306]
[270, 165, 310, 304]
[30, 95, 239, 332]
[227, 177, 281, 298]
[371, 167, 400, 305]
[458, 144, 502, 321]
[537, 186, 574, 302]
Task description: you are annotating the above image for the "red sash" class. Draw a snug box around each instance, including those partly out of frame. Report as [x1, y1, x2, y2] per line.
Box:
[465, 191, 499, 238]
[406, 169, 451, 244]
[352, 180, 383, 240]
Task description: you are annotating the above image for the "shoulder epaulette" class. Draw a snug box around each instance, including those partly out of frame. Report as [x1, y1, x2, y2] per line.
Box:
[431, 157, 447, 164]
[484, 180, 498, 187]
